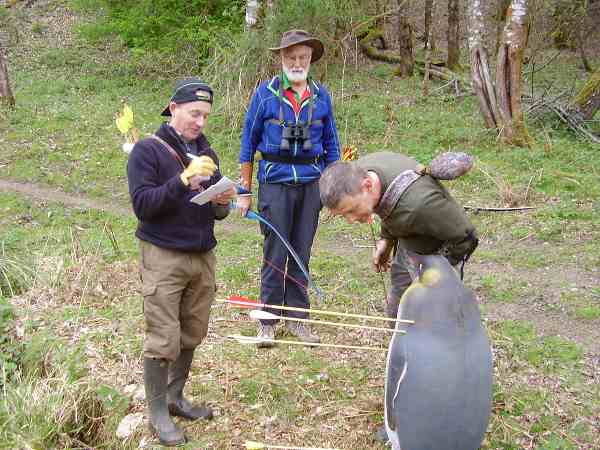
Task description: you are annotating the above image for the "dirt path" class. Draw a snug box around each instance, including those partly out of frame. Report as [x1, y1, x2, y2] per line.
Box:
[0, 178, 132, 216]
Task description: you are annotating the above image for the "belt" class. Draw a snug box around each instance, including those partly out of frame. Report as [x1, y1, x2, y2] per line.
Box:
[261, 153, 320, 165]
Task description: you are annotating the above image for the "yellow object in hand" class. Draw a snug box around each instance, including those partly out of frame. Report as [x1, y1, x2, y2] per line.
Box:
[180, 155, 217, 186]
[116, 104, 135, 135]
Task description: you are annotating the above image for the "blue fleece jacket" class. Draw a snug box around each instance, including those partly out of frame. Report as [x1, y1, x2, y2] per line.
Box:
[239, 75, 340, 184]
[127, 123, 229, 252]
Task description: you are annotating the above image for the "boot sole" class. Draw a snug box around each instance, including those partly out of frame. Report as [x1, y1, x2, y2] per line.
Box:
[148, 423, 186, 446]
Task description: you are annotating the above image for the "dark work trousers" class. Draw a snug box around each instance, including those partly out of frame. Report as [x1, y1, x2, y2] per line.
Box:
[257, 180, 321, 325]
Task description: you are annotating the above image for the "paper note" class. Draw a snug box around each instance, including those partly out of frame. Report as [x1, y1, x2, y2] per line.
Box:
[189, 176, 236, 206]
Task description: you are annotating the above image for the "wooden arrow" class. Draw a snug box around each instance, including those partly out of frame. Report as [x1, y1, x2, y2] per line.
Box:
[249, 309, 404, 335]
[227, 335, 385, 352]
[244, 440, 340, 450]
[217, 296, 414, 325]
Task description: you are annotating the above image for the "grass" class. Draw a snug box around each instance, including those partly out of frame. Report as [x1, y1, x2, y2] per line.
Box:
[0, 1, 599, 448]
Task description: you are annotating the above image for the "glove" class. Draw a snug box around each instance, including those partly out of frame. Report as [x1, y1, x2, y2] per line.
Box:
[180, 156, 217, 186]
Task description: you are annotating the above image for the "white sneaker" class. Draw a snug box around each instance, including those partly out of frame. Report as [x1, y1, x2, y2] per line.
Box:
[256, 323, 275, 348]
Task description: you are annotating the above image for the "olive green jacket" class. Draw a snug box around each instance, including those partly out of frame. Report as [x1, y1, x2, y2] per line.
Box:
[356, 152, 476, 261]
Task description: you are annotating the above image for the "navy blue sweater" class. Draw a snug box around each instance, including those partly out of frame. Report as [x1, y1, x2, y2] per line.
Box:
[127, 123, 229, 252]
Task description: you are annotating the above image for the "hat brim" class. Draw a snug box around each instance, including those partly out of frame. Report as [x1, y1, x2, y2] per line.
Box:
[269, 38, 324, 63]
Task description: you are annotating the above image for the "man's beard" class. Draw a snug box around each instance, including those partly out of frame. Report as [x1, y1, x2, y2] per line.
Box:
[283, 64, 309, 82]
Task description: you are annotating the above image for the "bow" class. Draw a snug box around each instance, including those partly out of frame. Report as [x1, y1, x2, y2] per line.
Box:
[238, 205, 325, 303]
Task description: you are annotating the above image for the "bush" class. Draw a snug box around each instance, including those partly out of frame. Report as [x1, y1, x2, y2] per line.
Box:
[0, 296, 21, 384]
[0, 248, 33, 298]
[0, 332, 110, 448]
[76, 0, 246, 71]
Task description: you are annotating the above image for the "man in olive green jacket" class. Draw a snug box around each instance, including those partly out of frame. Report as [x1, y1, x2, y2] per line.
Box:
[319, 151, 478, 319]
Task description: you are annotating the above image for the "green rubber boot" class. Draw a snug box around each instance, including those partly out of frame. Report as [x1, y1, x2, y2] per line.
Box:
[167, 349, 213, 420]
[144, 358, 186, 446]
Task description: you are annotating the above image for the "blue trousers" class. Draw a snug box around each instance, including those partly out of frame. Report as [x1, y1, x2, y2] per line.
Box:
[257, 181, 321, 324]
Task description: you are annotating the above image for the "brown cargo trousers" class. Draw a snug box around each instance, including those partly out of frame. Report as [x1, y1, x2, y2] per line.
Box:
[139, 240, 216, 361]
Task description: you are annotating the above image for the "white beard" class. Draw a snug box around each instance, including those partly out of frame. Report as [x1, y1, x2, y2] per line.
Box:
[283, 64, 309, 82]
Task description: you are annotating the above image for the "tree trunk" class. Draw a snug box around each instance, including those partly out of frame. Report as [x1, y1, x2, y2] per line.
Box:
[569, 68, 600, 120]
[424, 0, 433, 50]
[396, 0, 414, 77]
[0, 51, 15, 108]
[245, 0, 259, 28]
[468, 0, 500, 129]
[496, 0, 532, 147]
[495, 0, 511, 54]
[447, 0, 461, 70]
[374, 0, 387, 49]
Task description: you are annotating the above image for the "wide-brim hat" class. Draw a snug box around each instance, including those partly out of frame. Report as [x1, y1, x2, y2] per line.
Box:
[161, 77, 213, 117]
[268, 29, 324, 63]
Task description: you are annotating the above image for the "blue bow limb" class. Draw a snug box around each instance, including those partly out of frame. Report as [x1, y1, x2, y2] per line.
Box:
[235, 204, 324, 303]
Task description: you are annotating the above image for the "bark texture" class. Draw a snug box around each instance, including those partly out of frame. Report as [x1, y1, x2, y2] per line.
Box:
[424, 0, 434, 51]
[447, 0, 461, 69]
[495, 0, 511, 54]
[0, 51, 15, 107]
[496, 0, 532, 147]
[468, 0, 499, 129]
[396, 0, 414, 77]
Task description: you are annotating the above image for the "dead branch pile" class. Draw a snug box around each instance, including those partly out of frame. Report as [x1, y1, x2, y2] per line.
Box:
[525, 92, 600, 144]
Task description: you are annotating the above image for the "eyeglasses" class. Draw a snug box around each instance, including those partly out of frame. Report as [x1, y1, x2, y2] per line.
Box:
[282, 53, 311, 65]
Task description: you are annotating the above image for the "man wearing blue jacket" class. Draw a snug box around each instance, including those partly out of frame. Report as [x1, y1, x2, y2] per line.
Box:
[127, 78, 235, 445]
[237, 30, 340, 347]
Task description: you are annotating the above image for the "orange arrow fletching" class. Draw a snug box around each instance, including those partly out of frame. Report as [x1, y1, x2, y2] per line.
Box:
[227, 295, 263, 309]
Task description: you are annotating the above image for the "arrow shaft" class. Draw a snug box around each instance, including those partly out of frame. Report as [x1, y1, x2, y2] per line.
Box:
[228, 335, 384, 351]
[268, 446, 340, 450]
[218, 298, 414, 324]
[252, 310, 404, 334]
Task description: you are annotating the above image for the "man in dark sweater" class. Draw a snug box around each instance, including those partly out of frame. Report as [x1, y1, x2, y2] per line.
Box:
[127, 78, 235, 446]
[319, 152, 478, 321]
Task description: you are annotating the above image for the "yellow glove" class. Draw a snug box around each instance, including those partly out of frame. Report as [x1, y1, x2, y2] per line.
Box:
[180, 156, 217, 186]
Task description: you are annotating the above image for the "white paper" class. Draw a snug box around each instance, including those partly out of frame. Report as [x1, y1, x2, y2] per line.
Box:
[189, 176, 236, 206]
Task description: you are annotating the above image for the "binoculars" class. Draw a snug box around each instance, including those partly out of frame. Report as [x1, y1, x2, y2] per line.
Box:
[280, 123, 312, 152]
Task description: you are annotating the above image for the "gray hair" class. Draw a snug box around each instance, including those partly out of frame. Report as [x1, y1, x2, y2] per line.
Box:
[319, 161, 368, 209]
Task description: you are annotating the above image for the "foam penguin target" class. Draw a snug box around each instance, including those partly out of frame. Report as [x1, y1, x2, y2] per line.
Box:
[384, 254, 493, 450]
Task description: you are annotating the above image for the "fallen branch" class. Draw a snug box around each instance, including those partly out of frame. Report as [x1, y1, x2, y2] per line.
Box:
[464, 206, 536, 212]
[526, 93, 600, 144]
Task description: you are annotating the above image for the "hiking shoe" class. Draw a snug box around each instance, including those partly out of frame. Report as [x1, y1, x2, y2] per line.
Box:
[285, 321, 320, 344]
[256, 323, 276, 348]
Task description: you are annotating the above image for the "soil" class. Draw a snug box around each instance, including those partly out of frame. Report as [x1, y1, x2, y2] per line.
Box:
[0, 178, 132, 216]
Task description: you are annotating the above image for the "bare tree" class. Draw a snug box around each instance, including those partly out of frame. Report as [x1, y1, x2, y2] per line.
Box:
[570, 68, 600, 120]
[447, 0, 460, 69]
[468, 0, 499, 129]
[0, 50, 15, 107]
[469, 0, 532, 147]
[424, 0, 434, 51]
[245, 0, 259, 28]
[496, 0, 532, 146]
[396, 0, 414, 77]
[495, 0, 511, 54]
